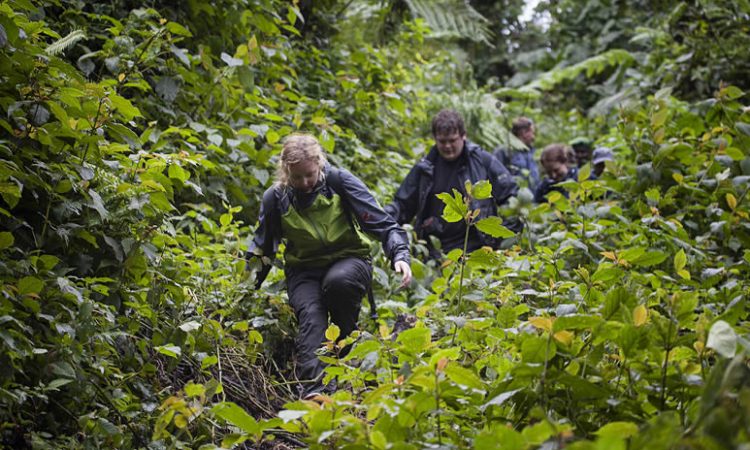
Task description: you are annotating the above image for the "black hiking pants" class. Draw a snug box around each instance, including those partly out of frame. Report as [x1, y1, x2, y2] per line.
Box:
[285, 257, 372, 394]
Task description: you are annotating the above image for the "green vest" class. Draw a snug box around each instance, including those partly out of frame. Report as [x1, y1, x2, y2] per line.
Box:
[281, 192, 373, 267]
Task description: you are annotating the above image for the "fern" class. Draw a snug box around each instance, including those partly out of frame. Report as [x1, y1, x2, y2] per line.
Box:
[524, 49, 636, 91]
[405, 0, 493, 45]
[45, 29, 86, 56]
[437, 90, 526, 151]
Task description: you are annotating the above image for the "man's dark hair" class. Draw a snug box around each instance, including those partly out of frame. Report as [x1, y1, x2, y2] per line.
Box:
[431, 109, 466, 136]
[511, 116, 534, 137]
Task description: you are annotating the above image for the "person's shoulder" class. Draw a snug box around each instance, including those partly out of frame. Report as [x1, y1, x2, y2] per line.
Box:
[465, 139, 489, 154]
[262, 182, 282, 197]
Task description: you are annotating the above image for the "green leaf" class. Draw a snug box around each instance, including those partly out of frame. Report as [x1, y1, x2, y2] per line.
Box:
[319, 130, 335, 152]
[595, 422, 639, 439]
[472, 180, 492, 200]
[201, 355, 218, 369]
[578, 164, 591, 182]
[619, 247, 645, 264]
[0, 181, 22, 208]
[721, 85, 744, 100]
[0, 231, 14, 249]
[475, 216, 514, 238]
[444, 363, 484, 391]
[552, 315, 602, 332]
[436, 189, 467, 223]
[395, 327, 431, 353]
[706, 320, 737, 358]
[266, 130, 280, 144]
[109, 94, 143, 121]
[475, 425, 525, 450]
[18, 276, 44, 295]
[166, 21, 193, 37]
[726, 147, 745, 161]
[212, 402, 259, 435]
[168, 164, 190, 182]
[521, 335, 554, 363]
[325, 324, 340, 341]
[185, 382, 205, 397]
[369, 430, 387, 450]
[630, 251, 668, 267]
[674, 249, 686, 272]
[155, 344, 182, 358]
[51, 361, 76, 379]
[106, 122, 140, 147]
[46, 378, 74, 390]
[651, 107, 668, 129]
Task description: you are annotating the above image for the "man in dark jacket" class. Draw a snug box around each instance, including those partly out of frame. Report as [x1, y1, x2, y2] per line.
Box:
[385, 109, 518, 256]
[494, 116, 541, 191]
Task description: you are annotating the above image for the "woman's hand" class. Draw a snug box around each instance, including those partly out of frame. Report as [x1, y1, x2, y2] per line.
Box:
[394, 260, 412, 288]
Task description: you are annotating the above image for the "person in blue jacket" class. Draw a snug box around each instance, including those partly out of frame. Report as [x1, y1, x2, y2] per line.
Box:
[494, 116, 541, 191]
[248, 134, 412, 399]
[534, 143, 579, 203]
[385, 109, 518, 257]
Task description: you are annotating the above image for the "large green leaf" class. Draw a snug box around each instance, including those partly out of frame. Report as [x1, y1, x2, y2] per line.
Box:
[212, 402, 260, 435]
[475, 216, 514, 238]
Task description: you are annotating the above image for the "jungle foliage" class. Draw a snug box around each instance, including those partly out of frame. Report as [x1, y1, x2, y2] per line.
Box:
[1, 0, 750, 449]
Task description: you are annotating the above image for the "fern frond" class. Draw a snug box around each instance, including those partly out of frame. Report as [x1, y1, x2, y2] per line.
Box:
[45, 29, 86, 56]
[525, 49, 636, 91]
[405, 0, 493, 45]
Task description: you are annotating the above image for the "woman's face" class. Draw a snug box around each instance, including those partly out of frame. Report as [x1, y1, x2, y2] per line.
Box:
[288, 159, 320, 193]
[544, 159, 569, 183]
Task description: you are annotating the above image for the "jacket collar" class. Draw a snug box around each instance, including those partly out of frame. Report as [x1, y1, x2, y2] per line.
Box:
[418, 140, 477, 174]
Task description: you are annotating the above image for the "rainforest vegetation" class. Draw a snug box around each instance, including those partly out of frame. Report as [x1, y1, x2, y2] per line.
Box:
[1, 0, 750, 448]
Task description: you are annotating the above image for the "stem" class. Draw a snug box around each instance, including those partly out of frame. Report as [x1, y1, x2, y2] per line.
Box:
[119, 28, 165, 87]
[216, 343, 226, 402]
[540, 282, 556, 413]
[38, 201, 51, 249]
[456, 220, 471, 310]
[435, 367, 442, 445]
[660, 319, 675, 410]
[451, 218, 472, 345]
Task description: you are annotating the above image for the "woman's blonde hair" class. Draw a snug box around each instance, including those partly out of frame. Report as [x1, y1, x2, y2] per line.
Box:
[275, 133, 327, 187]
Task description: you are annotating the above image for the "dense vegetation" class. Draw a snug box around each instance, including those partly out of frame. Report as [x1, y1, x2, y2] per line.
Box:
[1, 0, 749, 448]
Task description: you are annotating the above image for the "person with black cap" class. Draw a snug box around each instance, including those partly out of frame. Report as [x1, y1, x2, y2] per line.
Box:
[570, 137, 593, 168]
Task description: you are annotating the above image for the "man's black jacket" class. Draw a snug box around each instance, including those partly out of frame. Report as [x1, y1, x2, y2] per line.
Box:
[385, 141, 519, 248]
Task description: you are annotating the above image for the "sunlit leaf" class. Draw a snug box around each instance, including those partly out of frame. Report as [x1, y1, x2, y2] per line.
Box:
[633, 305, 648, 326]
[475, 216, 514, 238]
[325, 324, 340, 341]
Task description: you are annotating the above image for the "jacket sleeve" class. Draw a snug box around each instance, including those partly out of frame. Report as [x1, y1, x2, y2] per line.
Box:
[533, 179, 549, 203]
[488, 154, 519, 206]
[338, 169, 411, 266]
[384, 165, 421, 225]
[246, 187, 281, 288]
